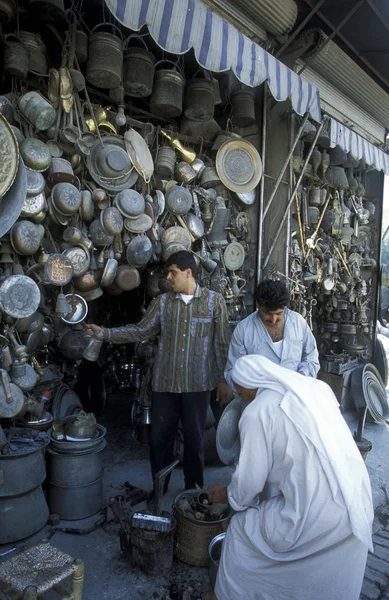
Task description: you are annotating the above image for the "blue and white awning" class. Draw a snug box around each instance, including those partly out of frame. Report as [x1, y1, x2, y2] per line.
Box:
[330, 118, 389, 175]
[105, 0, 322, 123]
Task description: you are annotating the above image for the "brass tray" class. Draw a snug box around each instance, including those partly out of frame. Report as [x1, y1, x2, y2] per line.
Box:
[216, 138, 262, 194]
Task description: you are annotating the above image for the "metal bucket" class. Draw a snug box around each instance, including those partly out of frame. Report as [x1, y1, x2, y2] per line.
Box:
[19, 91, 57, 132]
[47, 473, 104, 520]
[209, 532, 225, 589]
[231, 89, 255, 127]
[86, 24, 123, 89]
[173, 491, 231, 567]
[19, 31, 47, 75]
[184, 73, 215, 122]
[131, 517, 176, 576]
[47, 441, 106, 487]
[76, 29, 88, 64]
[4, 35, 29, 78]
[150, 61, 185, 118]
[123, 35, 155, 98]
[0, 485, 49, 544]
[155, 146, 176, 178]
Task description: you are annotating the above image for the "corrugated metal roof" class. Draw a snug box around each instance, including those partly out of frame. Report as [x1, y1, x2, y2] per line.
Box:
[200, 0, 268, 43]
[234, 0, 298, 36]
[305, 33, 389, 128]
[297, 61, 386, 145]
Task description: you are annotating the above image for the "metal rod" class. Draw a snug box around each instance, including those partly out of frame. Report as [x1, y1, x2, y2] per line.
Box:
[263, 112, 309, 220]
[263, 173, 289, 186]
[285, 113, 295, 275]
[256, 82, 268, 284]
[263, 121, 324, 270]
[276, 0, 328, 58]
[298, 0, 366, 76]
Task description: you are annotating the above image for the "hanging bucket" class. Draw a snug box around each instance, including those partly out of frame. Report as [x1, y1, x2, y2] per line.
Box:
[86, 23, 123, 89]
[75, 29, 88, 64]
[184, 70, 215, 122]
[4, 34, 29, 78]
[231, 87, 255, 127]
[123, 35, 155, 98]
[19, 31, 47, 75]
[150, 60, 185, 118]
[155, 145, 176, 178]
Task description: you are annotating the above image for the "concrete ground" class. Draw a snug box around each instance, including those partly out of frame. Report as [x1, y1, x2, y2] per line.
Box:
[3, 351, 389, 599]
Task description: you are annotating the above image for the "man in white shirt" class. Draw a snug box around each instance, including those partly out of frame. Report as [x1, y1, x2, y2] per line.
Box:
[225, 280, 319, 389]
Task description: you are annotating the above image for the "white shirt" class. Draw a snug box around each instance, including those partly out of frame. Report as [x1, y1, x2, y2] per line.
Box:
[180, 294, 194, 304]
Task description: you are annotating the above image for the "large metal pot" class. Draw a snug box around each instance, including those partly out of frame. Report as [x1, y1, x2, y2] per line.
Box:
[86, 24, 123, 89]
[0, 439, 47, 497]
[47, 442, 106, 487]
[150, 61, 184, 118]
[184, 72, 215, 122]
[47, 473, 104, 520]
[0, 485, 49, 544]
[4, 34, 29, 78]
[123, 36, 155, 98]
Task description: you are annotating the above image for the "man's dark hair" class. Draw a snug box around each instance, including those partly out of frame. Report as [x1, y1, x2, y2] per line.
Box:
[165, 251, 198, 278]
[255, 280, 289, 311]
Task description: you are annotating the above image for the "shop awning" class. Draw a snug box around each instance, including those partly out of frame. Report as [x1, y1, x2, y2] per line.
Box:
[329, 117, 389, 176]
[105, 0, 322, 123]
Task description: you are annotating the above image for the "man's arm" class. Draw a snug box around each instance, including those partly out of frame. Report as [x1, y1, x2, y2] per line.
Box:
[298, 320, 320, 378]
[224, 322, 249, 390]
[102, 297, 161, 344]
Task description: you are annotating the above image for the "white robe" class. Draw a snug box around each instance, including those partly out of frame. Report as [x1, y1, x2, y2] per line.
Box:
[215, 357, 373, 600]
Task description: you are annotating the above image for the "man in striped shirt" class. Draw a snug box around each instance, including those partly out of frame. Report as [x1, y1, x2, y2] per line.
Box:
[87, 251, 232, 492]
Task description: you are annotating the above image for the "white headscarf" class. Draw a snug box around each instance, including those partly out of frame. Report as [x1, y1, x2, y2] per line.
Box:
[232, 355, 374, 551]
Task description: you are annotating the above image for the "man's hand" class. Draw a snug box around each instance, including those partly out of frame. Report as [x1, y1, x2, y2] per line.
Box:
[216, 381, 233, 407]
[83, 323, 102, 336]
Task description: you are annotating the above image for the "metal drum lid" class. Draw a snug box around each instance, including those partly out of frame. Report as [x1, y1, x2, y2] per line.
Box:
[87, 135, 139, 192]
[216, 398, 243, 465]
[115, 265, 141, 291]
[224, 241, 245, 271]
[100, 206, 123, 235]
[0, 275, 41, 318]
[44, 253, 73, 286]
[162, 226, 191, 249]
[19, 137, 52, 172]
[126, 235, 153, 267]
[115, 189, 145, 218]
[374, 337, 388, 387]
[162, 241, 187, 261]
[10, 220, 43, 255]
[26, 170, 45, 196]
[362, 364, 389, 423]
[166, 186, 193, 215]
[216, 138, 262, 193]
[62, 247, 90, 278]
[51, 182, 81, 216]
[21, 191, 46, 217]
[89, 218, 114, 246]
[124, 213, 152, 234]
[0, 156, 27, 238]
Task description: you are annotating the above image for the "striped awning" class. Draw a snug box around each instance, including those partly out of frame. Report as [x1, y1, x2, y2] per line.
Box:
[105, 0, 322, 123]
[330, 117, 389, 175]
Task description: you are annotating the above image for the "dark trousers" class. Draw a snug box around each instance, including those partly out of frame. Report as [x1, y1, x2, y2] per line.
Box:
[150, 391, 211, 490]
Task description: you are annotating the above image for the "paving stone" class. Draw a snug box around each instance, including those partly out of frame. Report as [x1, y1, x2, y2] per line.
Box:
[375, 535, 389, 548]
[360, 579, 381, 600]
[364, 566, 388, 590]
[367, 556, 389, 577]
[371, 544, 389, 562]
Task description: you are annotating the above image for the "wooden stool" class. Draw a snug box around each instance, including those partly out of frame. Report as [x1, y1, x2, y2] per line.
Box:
[0, 540, 84, 600]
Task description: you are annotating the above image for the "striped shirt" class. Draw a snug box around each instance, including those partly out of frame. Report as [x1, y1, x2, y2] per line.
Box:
[102, 285, 231, 393]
